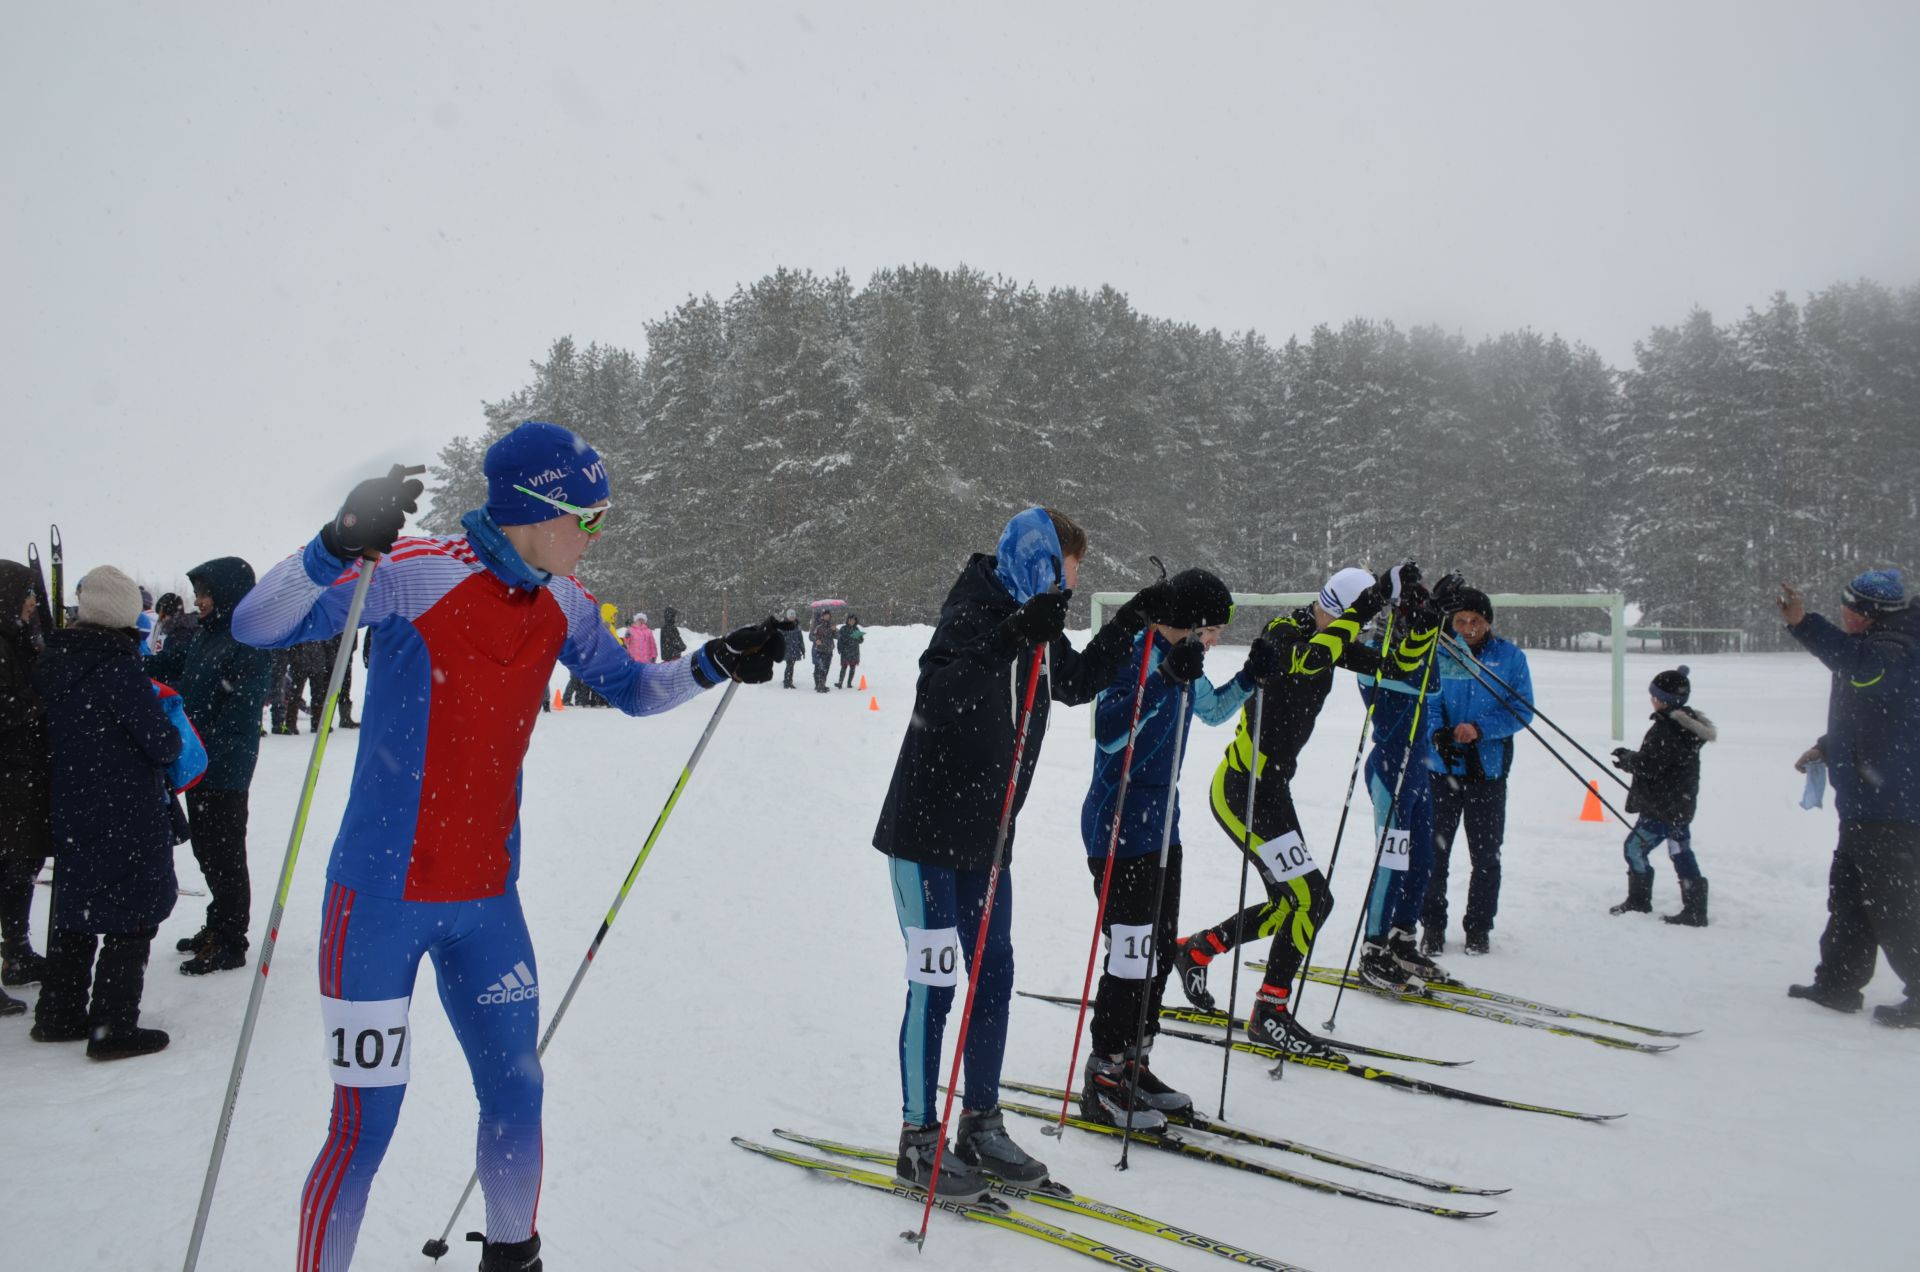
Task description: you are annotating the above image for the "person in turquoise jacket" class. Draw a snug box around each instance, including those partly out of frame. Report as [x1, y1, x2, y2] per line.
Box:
[1421, 586, 1534, 956]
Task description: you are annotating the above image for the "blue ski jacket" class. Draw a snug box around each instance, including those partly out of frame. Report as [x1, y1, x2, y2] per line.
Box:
[1434, 634, 1535, 781]
[1081, 630, 1253, 859]
[1788, 608, 1920, 825]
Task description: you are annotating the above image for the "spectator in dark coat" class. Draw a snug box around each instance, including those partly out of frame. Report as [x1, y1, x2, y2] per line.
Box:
[835, 615, 866, 689]
[30, 565, 181, 1058]
[780, 607, 805, 688]
[659, 606, 687, 662]
[0, 560, 54, 1014]
[1781, 570, 1920, 1026]
[810, 610, 836, 693]
[146, 556, 275, 974]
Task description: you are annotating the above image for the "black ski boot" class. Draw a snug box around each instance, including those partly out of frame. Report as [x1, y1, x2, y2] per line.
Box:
[467, 1231, 542, 1271]
[1873, 997, 1920, 1029]
[1609, 871, 1653, 915]
[87, 1024, 171, 1061]
[1358, 939, 1412, 991]
[1121, 1042, 1192, 1116]
[1419, 925, 1444, 957]
[1387, 926, 1447, 983]
[1080, 1054, 1169, 1132]
[894, 1123, 988, 1201]
[952, 1107, 1049, 1186]
[1172, 933, 1223, 1012]
[1664, 877, 1708, 927]
[1787, 981, 1863, 1013]
[1247, 983, 1342, 1060]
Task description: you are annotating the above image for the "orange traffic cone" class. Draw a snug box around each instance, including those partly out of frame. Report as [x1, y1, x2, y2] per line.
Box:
[868, 695, 880, 712]
[552, 689, 565, 712]
[858, 674, 868, 691]
[1580, 780, 1604, 822]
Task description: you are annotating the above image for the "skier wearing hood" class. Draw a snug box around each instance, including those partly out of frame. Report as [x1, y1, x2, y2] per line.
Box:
[872, 506, 1170, 1201]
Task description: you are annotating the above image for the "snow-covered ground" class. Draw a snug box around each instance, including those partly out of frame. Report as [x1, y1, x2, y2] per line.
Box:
[8, 633, 1914, 1271]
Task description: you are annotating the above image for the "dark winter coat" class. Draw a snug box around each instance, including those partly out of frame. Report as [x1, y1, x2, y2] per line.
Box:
[872, 553, 1133, 870]
[1789, 609, 1920, 824]
[0, 560, 54, 861]
[1617, 705, 1716, 825]
[32, 624, 182, 933]
[659, 608, 686, 662]
[837, 623, 865, 663]
[782, 626, 805, 662]
[810, 616, 836, 666]
[145, 557, 274, 790]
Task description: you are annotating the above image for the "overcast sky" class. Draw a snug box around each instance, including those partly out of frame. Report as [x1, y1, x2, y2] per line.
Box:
[5, 1, 1916, 591]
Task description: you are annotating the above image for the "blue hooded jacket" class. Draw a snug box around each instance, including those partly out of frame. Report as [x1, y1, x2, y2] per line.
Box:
[1434, 634, 1535, 780]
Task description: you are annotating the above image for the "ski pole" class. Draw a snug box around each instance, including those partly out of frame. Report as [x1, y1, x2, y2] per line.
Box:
[1437, 632, 1635, 826]
[1438, 631, 1627, 791]
[1116, 679, 1191, 1171]
[903, 640, 1048, 1251]
[422, 676, 744, 1261]
[1215, 684, 1263, 1119]
[182, 555, 377, 1272]
[1287, 607, 1396, 1020]
[1322, 623, 1439, 1035]
[1047, 618, 1162, 1137]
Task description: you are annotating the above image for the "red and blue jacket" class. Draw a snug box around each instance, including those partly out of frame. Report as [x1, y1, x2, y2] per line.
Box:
[233, 511, 708, 902]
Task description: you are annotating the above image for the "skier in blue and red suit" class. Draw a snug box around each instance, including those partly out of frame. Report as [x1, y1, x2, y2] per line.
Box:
[234, 422, 787, 1272]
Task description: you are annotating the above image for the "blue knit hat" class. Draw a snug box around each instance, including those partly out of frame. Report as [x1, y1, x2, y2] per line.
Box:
[484, 422, 609, 526]
[1842, 567, 1907, 618]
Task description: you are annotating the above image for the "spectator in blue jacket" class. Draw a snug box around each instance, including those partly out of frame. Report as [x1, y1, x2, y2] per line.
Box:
[1421, 587, 1534, 956]
[1780, 569, 1920, 1028]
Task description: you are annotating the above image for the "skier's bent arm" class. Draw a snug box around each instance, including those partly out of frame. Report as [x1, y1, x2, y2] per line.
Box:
[554, 578, 706, 716]
[232, 537, 403, 649]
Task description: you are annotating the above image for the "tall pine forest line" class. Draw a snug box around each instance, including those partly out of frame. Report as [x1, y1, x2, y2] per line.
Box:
[423, 267, 1920, 649]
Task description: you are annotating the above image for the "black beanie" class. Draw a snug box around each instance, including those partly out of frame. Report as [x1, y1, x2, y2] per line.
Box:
[1451, 586, 1494, 624]
[1650, 665, 1691, 707]
[1161, 568, 1234, 629]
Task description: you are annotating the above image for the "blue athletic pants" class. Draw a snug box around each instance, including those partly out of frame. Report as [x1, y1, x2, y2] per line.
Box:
[888, 857, 1014, 1126]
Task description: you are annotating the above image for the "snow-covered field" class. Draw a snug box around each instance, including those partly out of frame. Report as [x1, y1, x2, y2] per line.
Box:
[8, 632, 1914, 1271]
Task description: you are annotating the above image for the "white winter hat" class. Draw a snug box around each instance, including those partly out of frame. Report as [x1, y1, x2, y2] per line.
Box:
[634, 611, 647, 624]
[75, 565, 145, 630]
[1318, 567, 1374, 616]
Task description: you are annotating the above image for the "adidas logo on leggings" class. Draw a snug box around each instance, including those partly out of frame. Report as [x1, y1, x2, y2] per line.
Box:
[478, 961, 540, 1005]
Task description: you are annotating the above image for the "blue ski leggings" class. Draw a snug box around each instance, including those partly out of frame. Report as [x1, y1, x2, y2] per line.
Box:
[1622, 818, 1701, 880]
[1365, 744, 1435, 939]
[889, 857, 1014, 1126]
[298, 884, 544, 1272]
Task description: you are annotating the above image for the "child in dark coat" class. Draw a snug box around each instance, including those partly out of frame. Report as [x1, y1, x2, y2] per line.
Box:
[1609, 665, 1717, 926]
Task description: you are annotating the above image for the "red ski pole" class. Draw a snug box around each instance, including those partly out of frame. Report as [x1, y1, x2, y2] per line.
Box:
[902, 640, 1048, 1251]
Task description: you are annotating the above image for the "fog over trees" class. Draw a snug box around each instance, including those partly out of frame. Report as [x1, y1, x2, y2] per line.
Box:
[424, 267, 1919, 647]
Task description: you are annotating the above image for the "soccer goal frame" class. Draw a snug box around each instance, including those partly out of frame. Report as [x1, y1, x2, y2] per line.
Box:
[1089, 591, 1629, 740]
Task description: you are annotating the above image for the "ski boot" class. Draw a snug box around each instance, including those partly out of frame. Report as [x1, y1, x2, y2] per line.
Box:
[1663, 877, 1708, 927]
[894, 1123, 988, 1201]
[1387, 926, 1447, 983]
[1172, 933, 1223, 1012]
[1121, 1041, 1192, 1116]
[1787, 981, 1863, 1014]
[1246, 983, 1339, 1060]
[1463, 930, 1491, 956]
[1358, 939, 1412, 991]
[467, 1231, 542, 1271]
[1080, 1054, 1169, 1133]
[1609, 871, 1653, 915]
[952, 1107, 1050, 1186]
[1419, 925, 1444, 958]
[1873, 997, 1920, 1029]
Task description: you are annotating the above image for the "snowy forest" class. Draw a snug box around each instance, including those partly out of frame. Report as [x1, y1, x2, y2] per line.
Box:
[423, 268, 1920, 646]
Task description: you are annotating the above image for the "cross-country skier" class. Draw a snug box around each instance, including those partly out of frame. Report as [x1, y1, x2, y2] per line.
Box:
[873, 506, 1167, 1201]
[1079, 568, 1256, 1130]
[1171, 566, 1419, 1047]
[232, 421, 785, 1272]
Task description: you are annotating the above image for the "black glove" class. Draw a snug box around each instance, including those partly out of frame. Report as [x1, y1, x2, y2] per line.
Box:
[1115, 580, 1175, 634]
[1432, 572, 1469, 613]
[1610, 747, 1635, 772]
[1373, 560, 1421, 605]
[1160, 636, 1206, 685]
[1000, 591, 1071, 648]
[1243, 634, 1284, 682]
[320, 464, 426, 561]
[1402, 582, 1443, 630]
[694, 617, 792, 686]
[1434, 727, 1463, 761]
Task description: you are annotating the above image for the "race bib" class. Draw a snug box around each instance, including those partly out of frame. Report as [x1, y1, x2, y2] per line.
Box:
[1254, 830, 1317, 885]
[904, 925, 962, 987]
[320, 995, 412, 1088]
[1380, 829, 1412, 873]
[1106, 923, 1155, 980]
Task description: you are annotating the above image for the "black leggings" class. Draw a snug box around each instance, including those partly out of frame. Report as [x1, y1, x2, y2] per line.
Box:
[1087, 844, 1183, 1056]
